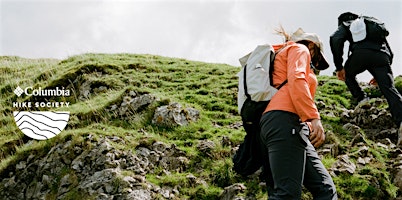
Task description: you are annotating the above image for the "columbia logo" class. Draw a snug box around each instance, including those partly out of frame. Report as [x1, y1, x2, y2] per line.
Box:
[14, 86, 24, 97]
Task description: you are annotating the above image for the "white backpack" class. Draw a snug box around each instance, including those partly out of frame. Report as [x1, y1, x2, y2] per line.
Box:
[237, 44, 280, 113]
[233, 44, 287, 176]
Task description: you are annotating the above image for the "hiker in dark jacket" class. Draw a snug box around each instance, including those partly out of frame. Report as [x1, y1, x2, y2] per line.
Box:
[330, 12, 402, 146]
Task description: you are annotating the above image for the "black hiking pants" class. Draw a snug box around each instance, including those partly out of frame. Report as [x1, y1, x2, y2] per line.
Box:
[260, 111, 337, 199]
[345, 48, 402, 125]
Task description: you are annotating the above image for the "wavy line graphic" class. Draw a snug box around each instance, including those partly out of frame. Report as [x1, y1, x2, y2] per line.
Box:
[13, 111, 70, 140]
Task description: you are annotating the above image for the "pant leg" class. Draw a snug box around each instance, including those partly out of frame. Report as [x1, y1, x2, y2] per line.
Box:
[345, 55, 368, 101]
[366, 55, 402, 125]
[260, 111, 306, 199]
[350, 48, 402, 125]
[303, 141, 338, 200]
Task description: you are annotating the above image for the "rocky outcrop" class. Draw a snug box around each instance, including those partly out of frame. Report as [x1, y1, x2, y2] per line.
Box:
[0, 135, 199, 200]
[220, 183, 247, 200]
[152, 102, 200, 127]
[331, 98, 401, 198]
[107, 90, 200, 127]
[108, 91, 158, 117]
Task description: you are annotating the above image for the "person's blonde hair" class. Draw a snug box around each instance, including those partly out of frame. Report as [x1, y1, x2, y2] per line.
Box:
[274, 25, 291, 42]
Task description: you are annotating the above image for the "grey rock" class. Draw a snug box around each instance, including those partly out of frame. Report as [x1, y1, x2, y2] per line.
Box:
[152, 102, 200, 127]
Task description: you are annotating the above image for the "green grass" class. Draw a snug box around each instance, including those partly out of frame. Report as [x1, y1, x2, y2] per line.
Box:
[0, 54, 400, 199]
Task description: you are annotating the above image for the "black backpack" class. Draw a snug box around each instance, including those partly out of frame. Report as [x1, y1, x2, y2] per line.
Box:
[363, 16, 389, 42]
[350, 15, 389, 43]
[348, 15, 393, 61]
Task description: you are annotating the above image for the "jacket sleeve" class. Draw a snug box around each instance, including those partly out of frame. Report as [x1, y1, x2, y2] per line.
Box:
[330, 25, 349, 71]
[286, 45, 320, 121]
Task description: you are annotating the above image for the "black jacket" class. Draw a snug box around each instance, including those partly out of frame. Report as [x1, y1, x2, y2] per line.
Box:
[330, 24, 393, 71]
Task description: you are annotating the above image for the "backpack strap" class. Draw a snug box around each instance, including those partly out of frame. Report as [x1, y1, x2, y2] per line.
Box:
[276, 79, 288, 90]
[243, 64, 251, 99]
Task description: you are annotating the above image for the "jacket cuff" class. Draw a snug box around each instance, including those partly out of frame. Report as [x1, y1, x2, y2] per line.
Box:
[335, 66, 344, 71]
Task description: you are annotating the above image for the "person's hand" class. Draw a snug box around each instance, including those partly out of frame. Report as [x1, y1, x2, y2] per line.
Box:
[310, 119, 325, 147]
[369, 78, 378, 86]
[336, 69, 345, 81]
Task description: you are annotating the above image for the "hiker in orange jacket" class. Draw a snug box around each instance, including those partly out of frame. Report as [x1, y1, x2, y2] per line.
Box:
[259, 28, 337, 199]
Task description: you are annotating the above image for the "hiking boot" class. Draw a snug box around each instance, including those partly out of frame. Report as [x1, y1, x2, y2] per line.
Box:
[397, 122, 402, 146]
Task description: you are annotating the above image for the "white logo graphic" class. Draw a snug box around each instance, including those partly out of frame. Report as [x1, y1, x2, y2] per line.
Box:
[13, 86, 70, 97]
[13, 111, 70, 140]
[14, 86, 24, 97]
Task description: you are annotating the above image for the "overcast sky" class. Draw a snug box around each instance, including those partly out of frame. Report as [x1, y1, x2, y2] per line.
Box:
[1, 0, 401, 81]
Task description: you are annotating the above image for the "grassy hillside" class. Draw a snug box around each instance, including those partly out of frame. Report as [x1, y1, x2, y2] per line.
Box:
[0, 54, 401, 199]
